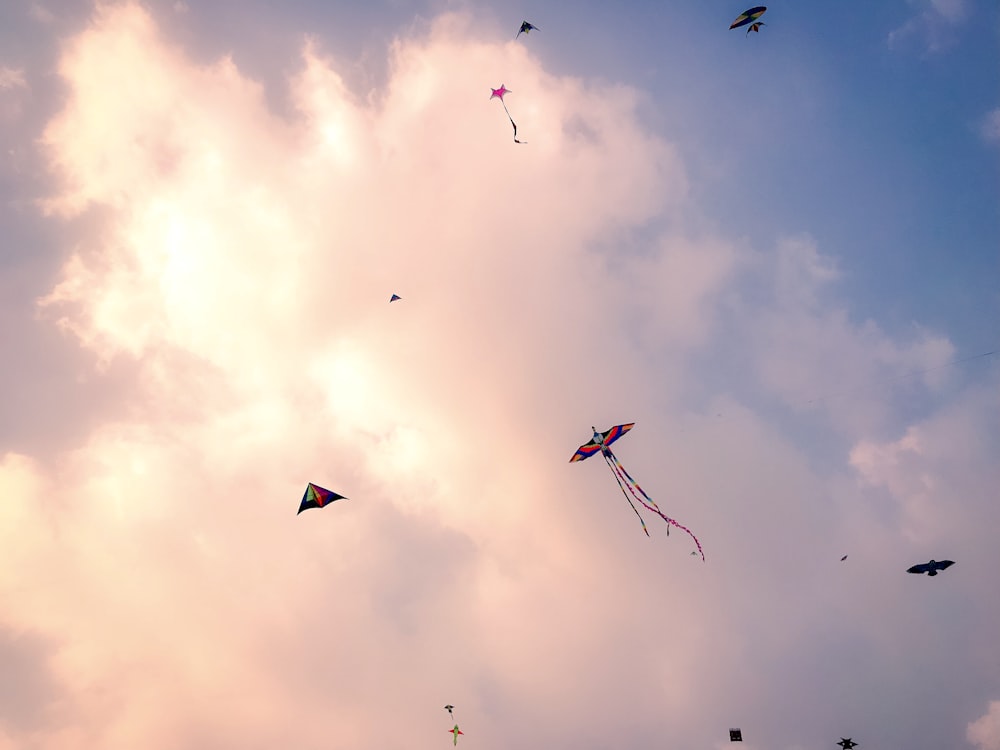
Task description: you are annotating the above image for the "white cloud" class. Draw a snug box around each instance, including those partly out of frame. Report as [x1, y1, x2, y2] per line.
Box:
[981, 108, 1000, 144]
[0, 67, 27, 90]
[29, 2, 54, 24]
[968, 701, 1000, 750]
[888, 0, 969, 52]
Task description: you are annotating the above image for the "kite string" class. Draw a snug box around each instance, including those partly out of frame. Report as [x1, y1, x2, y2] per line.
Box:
[607, 449, 706, 561]
[603, 451, 650, 536]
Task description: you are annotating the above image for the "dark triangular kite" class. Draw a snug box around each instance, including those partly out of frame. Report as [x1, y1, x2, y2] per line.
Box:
[516, 21, 538, 39]
[298, 483, 347, 514]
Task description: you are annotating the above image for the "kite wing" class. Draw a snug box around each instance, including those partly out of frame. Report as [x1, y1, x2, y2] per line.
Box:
[907, 562, 931, 574]
[298, 483, 346, 514]
[934, 559, 955, 571]
[730, 6, 766, 29]
[569, 439, 602, 463]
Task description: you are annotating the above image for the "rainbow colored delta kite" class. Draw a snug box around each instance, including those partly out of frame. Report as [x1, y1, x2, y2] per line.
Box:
[297, 483, 346, 515]
[571, 423, 705, 560]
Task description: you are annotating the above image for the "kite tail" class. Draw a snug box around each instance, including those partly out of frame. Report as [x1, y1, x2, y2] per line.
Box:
[499, 99, 524, 143]
[602, 452, 650, 536]
[606, 450, 706, 562]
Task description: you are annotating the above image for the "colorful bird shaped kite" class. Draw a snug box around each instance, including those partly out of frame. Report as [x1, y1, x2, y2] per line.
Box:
[297, 483, 346, 514]
[570, 423, 705, 560]
[730, 6, 766, 33]
[390, 293, 401, 302]
[490, 85, 525, 144]
[836, 739, 858, 750]
[448, 725, 464, 745]
[516, 21, 538, 38]
[906, 559, 955, 576]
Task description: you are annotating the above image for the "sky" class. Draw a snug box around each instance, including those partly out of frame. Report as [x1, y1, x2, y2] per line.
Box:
[0, 1, 998, 749]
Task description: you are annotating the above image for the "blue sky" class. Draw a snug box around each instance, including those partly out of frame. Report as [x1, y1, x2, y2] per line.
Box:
[0, 2, 998, 749]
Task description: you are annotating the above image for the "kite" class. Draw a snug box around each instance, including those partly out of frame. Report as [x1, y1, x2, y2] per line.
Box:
[297, 483, 346, 514]
[906, 559, 955, 576]
[730, 728, 743, 741]
[730, 6, 766, 34]
[490, 85, 525, 144]
[836, 740, 858, 749]
[444, 705, 454, 718]
[841, 555, 848, 561]
[570, 423, 705, 560]
[516, 21, 538, 38]
[390, 294, 401, 302]
[448, 725, 464, 745]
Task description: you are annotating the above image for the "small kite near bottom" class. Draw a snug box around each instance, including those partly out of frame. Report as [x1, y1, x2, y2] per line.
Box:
[570, 423, 705, 560]
[906, 559, 954, 576]
[836, 739, 859, 749]
[730, 728, 743, 741]
[390, 294, 402, 302]
[297, 483, 346, 514]
[449, 725, 464, 745]
[841, 555, 848, 561]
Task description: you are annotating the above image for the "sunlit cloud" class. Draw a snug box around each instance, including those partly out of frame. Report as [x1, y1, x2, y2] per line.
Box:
[968, 701, 1000, 750]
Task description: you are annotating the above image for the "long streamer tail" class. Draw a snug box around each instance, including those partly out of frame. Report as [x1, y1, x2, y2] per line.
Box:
[602, 451, 649, 536]
[606, 449, 705, 561]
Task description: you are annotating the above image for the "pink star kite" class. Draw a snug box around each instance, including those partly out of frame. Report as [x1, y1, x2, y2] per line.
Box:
[490, 84, 510, 100]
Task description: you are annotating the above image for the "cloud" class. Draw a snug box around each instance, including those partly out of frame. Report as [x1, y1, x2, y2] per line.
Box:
[0, 67, 27, 90]
[10, 3, 708, 747]
[888, 0, 969, 52]
[0, 66, 28, 123]
[29, 3, 55, 24]
[981, 108, 1000, 144]
[968, 701, 1000, 750]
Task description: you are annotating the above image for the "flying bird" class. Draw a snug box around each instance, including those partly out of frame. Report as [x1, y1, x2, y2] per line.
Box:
[836, 739, 859, 749]
[730, 6, 766, 33]
[906, 559, 955, 576]
[516, 21, 538, 38]
[490, 85, 526, 143]
[297, 483, 346, 514]
[390, 293, 401, 302]
[570, 423, 705, 560]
